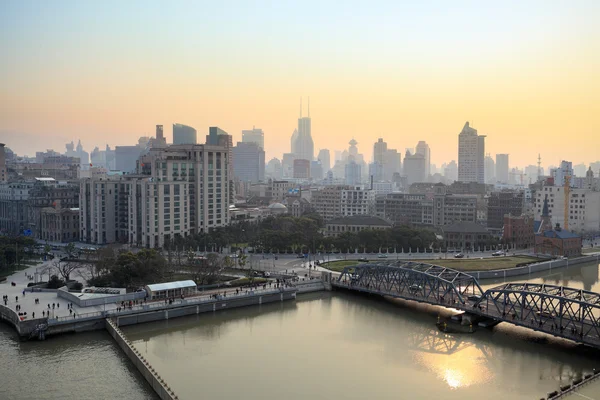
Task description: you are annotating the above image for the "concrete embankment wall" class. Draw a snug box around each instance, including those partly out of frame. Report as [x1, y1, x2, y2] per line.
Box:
[0, 304, 20, 333]
[470, 254, 600, 280]
[105, 318, 177, 400]
[295, 280, 325, 293]
[115, 290, 295, 327]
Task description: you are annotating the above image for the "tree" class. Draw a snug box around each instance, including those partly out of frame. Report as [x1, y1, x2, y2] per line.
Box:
[53, 259, 81, 282]
[187, 253, 224, 285]
[64, 242, 77, 258]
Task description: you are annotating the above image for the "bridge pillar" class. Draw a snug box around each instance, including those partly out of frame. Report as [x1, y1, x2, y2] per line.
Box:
[322, 271, 333, 291]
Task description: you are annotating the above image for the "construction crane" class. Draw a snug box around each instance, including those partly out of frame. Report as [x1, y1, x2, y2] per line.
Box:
[564, 175, 571, 230]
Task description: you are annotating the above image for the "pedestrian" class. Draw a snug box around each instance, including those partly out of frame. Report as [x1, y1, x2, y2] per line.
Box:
[69, 309, 72, 315]
[32, 312, 35, 318]
[42, 311, 45, 317]
[57, 303, 59, 309]
[15, 296, 18, 302]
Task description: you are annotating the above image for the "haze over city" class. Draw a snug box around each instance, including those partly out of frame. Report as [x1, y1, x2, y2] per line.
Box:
[1, 1, 599, 167]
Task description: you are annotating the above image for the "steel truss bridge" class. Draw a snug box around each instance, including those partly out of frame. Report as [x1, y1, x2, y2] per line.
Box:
[334, 262, 600, 348]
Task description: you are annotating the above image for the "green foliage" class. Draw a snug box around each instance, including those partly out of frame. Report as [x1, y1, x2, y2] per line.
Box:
[0, 236, 38, 275]
[87, 249, 166, 288]
[47, 275, 65, 289]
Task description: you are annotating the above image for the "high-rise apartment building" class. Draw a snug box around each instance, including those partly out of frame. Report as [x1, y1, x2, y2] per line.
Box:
[81, 144, 231, 248]
[552, 160, 574, 186]
[415, 141, 431, 180]
[458, 122, 485, 184]
[233, 142, 265, 183]
[207, 127, 234, 204]
[173, 123, 197, 145]
[495, 154, 509, 184]
[242, 128, 265, 149]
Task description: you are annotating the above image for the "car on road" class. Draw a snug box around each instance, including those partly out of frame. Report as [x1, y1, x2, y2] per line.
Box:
[358, 257, 368, 262]
[454, 253, 465, 258]
[409, 284, 422, 292]
[536, 311, 556, 319]
[492, 251, 504, 256]
[296, 254, 305, 258]
[467, 295, 481, 301]
[377, 254, 388, 258]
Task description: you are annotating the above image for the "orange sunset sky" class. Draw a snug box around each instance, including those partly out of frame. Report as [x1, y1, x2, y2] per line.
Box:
[1, 1, 599, 168]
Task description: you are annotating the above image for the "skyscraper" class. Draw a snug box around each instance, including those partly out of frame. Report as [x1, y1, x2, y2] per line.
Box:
[403, 150, 426, 185]
[345, 157, 362, 185]
[373, 138, 387, 165]
[415, 141, 431, 180]
[317, 149, 331, 173]
[233, 142, 265, 182]
[458, 122, 485, 184]
[484, 154, 495, 183]
[173, 123, 197, 145]
[242, 127, 264, 149]
[207, 127, 234, 204]
[384, 149, 401, 181]
[291, 98, 314, 161]
[495, 154, 509, 184]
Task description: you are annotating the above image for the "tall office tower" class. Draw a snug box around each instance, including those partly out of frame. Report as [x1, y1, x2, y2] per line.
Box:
[484, 154, 496, 184]
[0, 143, 6, 182]
[373, 138, 388, 165]
[345, 157, 362, 185]
[573, 163, 587, 177]
[310, 160, 323, 180]
[317, 149, 331, 173]
[458, 121, 485, 183]
[153, 125, 167, 147]
[495, 154, 509, 184]
[403, 150, 426, 185]
[206, 127, 234, 204]
[384, 149, 401, 181]
[291, 98, 314, 161]
[173, 123, 197, 145]
[415, 141, 431, 180]
[242, 127, 265, 149]
[233, 142, 265, 182]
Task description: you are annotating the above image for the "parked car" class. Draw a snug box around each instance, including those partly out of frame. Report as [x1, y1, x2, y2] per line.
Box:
[377, 253, 388, 258]
[492, 251, 504, 256]
[454, 253, 465, 258]
[296, 254, 306, 258]
[358, 257, 368, 262]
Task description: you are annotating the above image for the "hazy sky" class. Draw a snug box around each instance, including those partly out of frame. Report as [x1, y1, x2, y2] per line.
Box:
[1, 1, 599, 168]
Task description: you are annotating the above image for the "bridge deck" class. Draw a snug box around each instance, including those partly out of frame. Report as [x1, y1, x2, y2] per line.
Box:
[334, 262, 600, 349]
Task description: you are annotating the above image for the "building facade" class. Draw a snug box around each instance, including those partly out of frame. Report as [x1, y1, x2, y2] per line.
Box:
[242, 128, 265, 149]
[458, 121, 485, 184]
[233, 142, 265, 183]
[503, 214, 534, 249]
[325, 215, 392, 237]
[39, 202, 80, 243]
[443, 221, 491, 251]
[173, 123, 198, 145]
[534, 185, 600, 234]
[495, 154, 509, 184]
[340, 187, 375, 217]
[487, 190, 525, 230]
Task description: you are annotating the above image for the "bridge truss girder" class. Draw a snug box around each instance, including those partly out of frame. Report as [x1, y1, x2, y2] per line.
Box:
[337, 262, 484, 306]
[477, 283, 600, 345]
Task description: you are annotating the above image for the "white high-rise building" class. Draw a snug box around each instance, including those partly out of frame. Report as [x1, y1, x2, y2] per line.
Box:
[458, 122, 485, 184]
[552, 160, 574, 186]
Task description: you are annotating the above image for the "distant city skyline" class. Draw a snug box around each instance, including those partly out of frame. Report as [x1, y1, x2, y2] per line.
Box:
[1, 1, 599, 167]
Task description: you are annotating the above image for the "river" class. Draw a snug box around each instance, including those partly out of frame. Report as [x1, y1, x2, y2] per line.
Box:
[1, 261, 600, 400]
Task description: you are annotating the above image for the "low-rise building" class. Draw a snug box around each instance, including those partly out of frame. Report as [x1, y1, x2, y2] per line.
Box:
[39, 201, 80, 243]
[325, 215, 392, 237]
[443, 221, 491, 251]
[503, 214, 534, 249]
[282, 196, 311, 218]
[535, 226, 582, 257]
